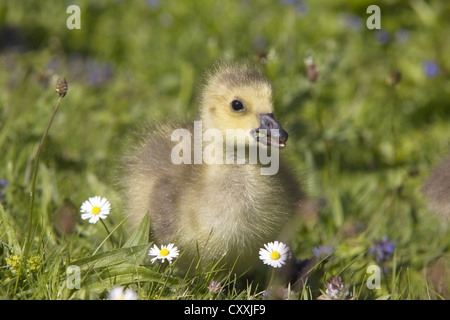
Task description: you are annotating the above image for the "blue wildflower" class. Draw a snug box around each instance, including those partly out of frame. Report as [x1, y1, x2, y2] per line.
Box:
[422, 60, 440, 78]
[207, 281, 222, 294]
[87, 60, 114, 86]
[146, 0, 160, 8]
[374, 30, 390, 45]
[317, 276, 352, 300]
[296, 2, 309, 17]
[281, 0, 309, 17]
[369, 236, 396, 263]
[341, 13, 363, 31]
[281, 0, 299, 5]
[0, 179, 8, 201]
[394, 29, 409, 44]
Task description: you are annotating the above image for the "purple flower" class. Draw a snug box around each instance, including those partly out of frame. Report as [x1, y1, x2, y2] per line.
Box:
[207, 281, 222, 294]
[422, 60, 440, 78]
[296, 2, 309, 17]
[317, 276, 352, 300]
[324, 276, 349, 299]
[394, 29, 409, 44]
[374, 30, 390, 45]
[369, 236, 396, 263]
[0, 179, 8, 202]
[87, 60, 114, 86]
[341, 13, 363, 31]
[281, 0, 309, 17]
[146, 0, 160, 8]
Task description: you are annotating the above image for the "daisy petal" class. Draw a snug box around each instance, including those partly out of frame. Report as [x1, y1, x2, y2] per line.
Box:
[259, 241, 290, 268]
[80, 196, 111, 224]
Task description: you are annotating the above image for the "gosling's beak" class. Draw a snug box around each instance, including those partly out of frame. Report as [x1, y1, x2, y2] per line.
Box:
[252, 113, 288, 149]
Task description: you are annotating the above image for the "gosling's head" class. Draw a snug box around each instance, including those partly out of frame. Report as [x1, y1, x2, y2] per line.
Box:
[200, 62, 288, 148]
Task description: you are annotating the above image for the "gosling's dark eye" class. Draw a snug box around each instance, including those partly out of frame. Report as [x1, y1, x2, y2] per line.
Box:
[231, 100, 245, 112]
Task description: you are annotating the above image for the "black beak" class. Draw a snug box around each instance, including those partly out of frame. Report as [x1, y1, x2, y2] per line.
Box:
[252, 113, 288, 149]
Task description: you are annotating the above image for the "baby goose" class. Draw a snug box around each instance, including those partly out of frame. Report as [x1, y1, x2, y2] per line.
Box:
[121, 62, 302, 274]
[422, 156, 450, 220]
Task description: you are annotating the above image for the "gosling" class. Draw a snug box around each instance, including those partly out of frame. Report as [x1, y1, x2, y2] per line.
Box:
[121, 62, 302, 274]
[422, 156, 450, 220]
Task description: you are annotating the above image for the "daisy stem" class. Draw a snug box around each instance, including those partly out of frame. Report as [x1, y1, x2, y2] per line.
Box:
[100, 219, 115, 248]
[93, 218, 127, 255]
[267, 268, 275, 290]
[17, 94, 64, 294]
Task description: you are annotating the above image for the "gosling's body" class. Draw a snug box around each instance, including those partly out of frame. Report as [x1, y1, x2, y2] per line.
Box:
[121, 62, 301, 273]
[423, 156, 450, 220]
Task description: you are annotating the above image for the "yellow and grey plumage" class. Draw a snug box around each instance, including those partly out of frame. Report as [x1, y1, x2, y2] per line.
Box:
[120, 61, 302, 274]
[422, 156, 450, 220]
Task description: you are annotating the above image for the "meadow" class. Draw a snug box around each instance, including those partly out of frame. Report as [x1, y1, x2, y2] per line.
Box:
[0, 0, 449, 300]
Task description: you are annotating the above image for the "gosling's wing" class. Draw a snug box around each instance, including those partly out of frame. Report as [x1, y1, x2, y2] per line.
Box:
[120, 122, 196, 231]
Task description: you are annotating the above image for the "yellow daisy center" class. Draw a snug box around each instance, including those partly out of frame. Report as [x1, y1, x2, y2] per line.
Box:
[160, 248, 169, 256]
[270, 251, 280, 260]
[92, 206, 101, 215]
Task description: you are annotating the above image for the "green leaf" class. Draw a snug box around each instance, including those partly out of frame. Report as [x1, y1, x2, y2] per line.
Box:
[71, 244, 151, 270]
[83, 264, 182, 288]
[122, 213, 150, 248]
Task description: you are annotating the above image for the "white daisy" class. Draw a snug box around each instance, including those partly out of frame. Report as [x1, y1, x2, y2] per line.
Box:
[80, 196, 111, 224]
[259, 241, 290, 268]
[107, 286, 137, 300]
[148, 243, 179, 264]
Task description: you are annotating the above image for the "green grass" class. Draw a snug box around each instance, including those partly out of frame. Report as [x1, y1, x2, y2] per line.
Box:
[0, 0, 449, 300]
